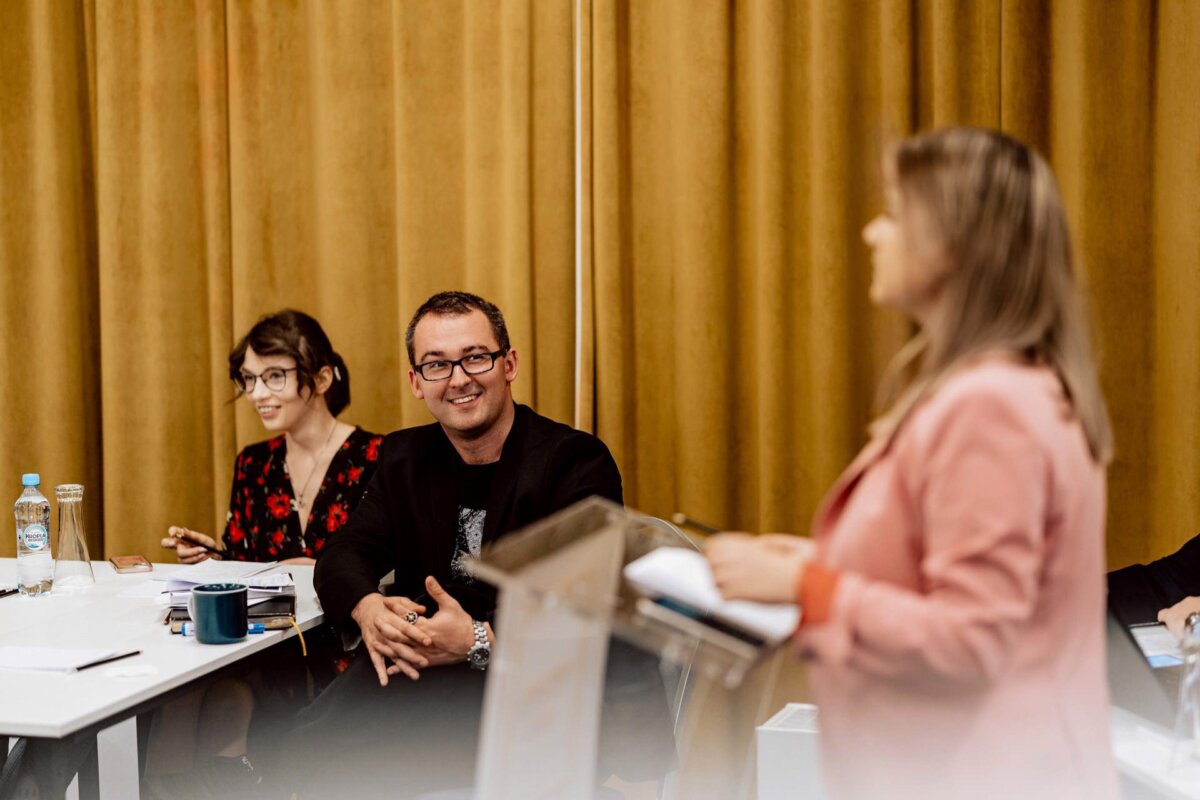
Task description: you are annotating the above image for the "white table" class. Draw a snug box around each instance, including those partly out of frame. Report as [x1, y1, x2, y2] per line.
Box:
[1112, 705, 1200, 800]
[0, 559, 323, 797]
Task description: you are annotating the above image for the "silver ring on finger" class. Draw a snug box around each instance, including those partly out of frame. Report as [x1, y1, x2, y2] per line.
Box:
[403, 610, 418, 625]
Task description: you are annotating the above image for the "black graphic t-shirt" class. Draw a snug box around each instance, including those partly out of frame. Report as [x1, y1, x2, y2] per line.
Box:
[452, 462, 498, 580]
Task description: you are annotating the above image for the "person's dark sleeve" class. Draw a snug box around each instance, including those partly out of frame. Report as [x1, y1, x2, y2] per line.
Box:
[548, 431, 623, 508]
[1147, 533, 1200, 601]
[1108, 532, 1200, 625]
[313, 466, 398, 636]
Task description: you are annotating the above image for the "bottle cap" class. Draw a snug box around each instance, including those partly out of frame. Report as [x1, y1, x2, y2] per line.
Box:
[21, 474, 40, 487]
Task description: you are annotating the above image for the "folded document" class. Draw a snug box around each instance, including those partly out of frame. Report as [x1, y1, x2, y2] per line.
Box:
[623, 547, 800, 643]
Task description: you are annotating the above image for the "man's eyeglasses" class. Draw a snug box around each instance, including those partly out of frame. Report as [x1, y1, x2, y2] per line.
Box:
[414, 349, 508, 382]
[234, 367, 298, 393]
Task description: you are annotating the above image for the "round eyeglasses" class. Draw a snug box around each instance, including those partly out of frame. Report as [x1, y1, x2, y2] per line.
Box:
[233, 367, 298, 393]
[414, 349, 508, 382]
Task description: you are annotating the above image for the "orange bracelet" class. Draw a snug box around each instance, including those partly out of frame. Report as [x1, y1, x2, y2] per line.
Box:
[798, 562, 841, 627]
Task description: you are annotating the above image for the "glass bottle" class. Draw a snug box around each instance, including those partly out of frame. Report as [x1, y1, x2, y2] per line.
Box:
[53, 484, 94, 591]
[1181, 617, 1200, 760]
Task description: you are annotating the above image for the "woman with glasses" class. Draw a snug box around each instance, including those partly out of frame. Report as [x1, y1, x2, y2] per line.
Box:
[162, 309, 383, 565]
[705, 129, 1117, 799]
[143, 310, 382, 797]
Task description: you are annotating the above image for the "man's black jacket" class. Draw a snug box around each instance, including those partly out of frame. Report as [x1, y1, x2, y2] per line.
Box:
[1109, 533, 1200, 624]
[314, 402, 623, 633]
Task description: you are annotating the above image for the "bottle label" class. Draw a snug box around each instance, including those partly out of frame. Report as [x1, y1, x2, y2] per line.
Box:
[21, 523, 48, 551]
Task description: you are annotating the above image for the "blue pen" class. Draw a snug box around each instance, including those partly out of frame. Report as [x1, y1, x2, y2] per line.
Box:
[181, 622, 266, 636]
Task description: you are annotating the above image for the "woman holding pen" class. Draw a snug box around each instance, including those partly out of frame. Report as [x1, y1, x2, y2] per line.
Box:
[163, 309, 382, 565]
[706, 129, 1117, 799]
[147, 310, 381, 796]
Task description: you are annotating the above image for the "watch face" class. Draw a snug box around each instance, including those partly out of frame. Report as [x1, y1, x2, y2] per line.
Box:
[470, 647, 490, 668]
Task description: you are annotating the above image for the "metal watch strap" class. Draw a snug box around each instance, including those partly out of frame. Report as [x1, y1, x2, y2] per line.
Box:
[468, 619, 490, 670]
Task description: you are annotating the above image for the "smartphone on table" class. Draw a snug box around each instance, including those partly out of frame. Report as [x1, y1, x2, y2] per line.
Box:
[110, 554, 152, 573]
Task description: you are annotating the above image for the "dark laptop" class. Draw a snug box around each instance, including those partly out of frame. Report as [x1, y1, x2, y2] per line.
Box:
[1106, 608, 1181, 730]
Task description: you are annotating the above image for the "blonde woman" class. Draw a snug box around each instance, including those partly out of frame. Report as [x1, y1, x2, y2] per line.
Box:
[707, 129, 1117, 799]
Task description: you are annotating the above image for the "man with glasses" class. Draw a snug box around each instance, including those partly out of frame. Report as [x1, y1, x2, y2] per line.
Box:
[287, 291, 636, 796]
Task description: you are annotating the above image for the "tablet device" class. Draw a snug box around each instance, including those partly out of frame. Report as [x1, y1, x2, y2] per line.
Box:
[1106, 609, 1178, 729]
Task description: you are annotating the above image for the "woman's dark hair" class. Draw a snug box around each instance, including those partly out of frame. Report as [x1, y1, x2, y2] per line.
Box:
[228, 309, 351, 416]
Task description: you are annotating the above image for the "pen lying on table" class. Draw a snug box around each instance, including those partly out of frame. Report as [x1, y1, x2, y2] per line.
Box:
[75, 650, 141, 672]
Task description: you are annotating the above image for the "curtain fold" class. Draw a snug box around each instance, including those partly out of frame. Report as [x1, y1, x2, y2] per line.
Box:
[93, 0, 228, 559]
[0, 0, 103, 553]
[588, 0, 913, 535]
[1151, 0, 1200, 565]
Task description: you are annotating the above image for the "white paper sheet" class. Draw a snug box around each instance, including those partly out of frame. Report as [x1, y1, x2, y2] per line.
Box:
[117, 580, 167, 599]
[150, 559, 278, 584]
[623, 547, 800, 642]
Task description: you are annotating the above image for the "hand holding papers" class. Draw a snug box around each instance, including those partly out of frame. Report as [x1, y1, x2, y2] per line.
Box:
[624, 547, 800, 643]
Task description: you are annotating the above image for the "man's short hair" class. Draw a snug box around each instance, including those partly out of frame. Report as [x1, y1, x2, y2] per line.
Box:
[405, 291, 511, 366]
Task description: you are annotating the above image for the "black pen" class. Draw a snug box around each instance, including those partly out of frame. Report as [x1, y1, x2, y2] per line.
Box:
[75, 650, 141, 672]
[166, 528, 224, 559]
[0, 587, 18, 599]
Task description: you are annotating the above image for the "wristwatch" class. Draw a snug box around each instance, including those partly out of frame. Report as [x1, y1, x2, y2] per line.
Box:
[1186, 611, 1200, 635]
[467, 620, 490, 670]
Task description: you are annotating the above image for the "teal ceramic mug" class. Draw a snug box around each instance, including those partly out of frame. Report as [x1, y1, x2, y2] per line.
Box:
[187, 583, 248, 644]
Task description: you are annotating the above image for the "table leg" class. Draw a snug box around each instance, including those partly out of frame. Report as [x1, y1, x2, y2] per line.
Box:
[97, 718, 140, 799]
[75, 738, 98, 800]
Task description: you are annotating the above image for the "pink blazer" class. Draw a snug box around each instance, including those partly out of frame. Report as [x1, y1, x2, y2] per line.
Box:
[797, 359, 1117, 800]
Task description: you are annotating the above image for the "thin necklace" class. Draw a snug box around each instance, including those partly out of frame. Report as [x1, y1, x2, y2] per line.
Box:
[289, 420, 338, 514]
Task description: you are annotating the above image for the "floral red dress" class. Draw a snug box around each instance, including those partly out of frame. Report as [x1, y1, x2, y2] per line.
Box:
[221, 427, 383, 562]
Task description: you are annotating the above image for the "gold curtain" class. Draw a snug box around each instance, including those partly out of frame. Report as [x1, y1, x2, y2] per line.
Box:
[584, 0, 1200, 571]
[1, 0, 575, 559]
[3, 0, 1199, 576]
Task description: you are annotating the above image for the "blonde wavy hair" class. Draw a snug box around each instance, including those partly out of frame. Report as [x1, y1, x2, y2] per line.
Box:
[871, 128, 1113, 464]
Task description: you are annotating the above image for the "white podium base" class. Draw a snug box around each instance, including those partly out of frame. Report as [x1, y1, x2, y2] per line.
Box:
[756, 703, 825, 800]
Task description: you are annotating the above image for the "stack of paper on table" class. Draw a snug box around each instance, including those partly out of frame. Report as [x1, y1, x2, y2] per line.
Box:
[149, 561, 292, 607]
[162, 575, 295, 609]
[623, 547, 801, 643]
[152, 559, 280, 585]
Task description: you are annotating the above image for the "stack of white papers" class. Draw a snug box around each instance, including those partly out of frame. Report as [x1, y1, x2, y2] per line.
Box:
[119, 562, 293, 607]
[160, 571, 295, 609]
[150, 560, 279, 585]
[623, 547, 801, 643]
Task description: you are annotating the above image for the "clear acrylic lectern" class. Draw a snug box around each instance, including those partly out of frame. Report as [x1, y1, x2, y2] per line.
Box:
[466, 497, 787, 800]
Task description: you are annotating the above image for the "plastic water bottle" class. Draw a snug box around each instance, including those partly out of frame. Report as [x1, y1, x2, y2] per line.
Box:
[14, 474, 53, 596]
